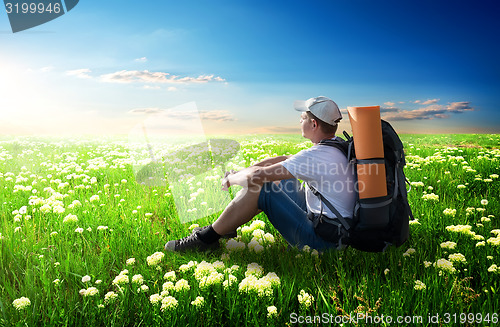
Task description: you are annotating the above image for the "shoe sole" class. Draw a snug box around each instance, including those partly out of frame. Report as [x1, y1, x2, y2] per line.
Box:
[192, 226, 237, 239]
[164, 238, 220, 252]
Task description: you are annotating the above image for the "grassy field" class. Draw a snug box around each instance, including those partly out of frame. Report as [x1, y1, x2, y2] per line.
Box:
[0, 133, 499, 326]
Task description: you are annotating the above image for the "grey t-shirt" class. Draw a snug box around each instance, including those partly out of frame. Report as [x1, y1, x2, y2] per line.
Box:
[280, 139, 355, 219]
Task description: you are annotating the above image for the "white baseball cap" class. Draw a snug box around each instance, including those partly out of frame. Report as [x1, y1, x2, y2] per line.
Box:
[294, 96, 342, 126]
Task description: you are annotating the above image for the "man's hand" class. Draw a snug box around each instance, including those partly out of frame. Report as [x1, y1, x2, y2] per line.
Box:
[221, 170, 236, 191]
[221, 156, 294, 191]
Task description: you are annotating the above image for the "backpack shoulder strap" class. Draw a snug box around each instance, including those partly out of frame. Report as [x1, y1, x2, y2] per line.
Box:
[311, 136, 353, 231]
[318, 137, 349, 157]
[307, 183, 351, 231]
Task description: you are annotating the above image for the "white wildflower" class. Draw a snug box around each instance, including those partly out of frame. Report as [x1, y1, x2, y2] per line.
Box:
[163, 271, 176, 281]
[191, 296, 205, 308]
[434, 258, 456, 274]
[12, 297, 31, 310]
[297, 290, 314, 308]
[160, 296, 178, 311]
[63, 214, 78, 223]
[104, 291, 118, 304]
[440, 241, 457, 250]
[146, 252, 164, 266]
[174, 279, 190, 292]
[132, 274, 144, 285]
[267, 305, 278, 318]
[414, 280, 426, 291]
[150, 294, 162, 305]
[225, 239, 246, 252]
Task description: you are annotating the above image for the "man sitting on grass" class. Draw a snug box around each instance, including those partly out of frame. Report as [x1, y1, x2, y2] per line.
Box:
[165, 96, 355, 252]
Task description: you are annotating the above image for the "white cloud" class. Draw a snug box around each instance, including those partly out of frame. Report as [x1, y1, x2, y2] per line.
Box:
[167, 86, 178, 92]
[100, 70, 226, 84]
[101, 70, 167, 83]
[380, 106, 400, 113]
[199, 110, 236, 122]
[382, 102, 474, 121]
[384, 101, 395, 107]
[134, 57, 148, 62]
[40, 66, 54, 73]
[175, 74, 226, 83]
[255, 126, 299, 134]
[128, 108, 235, 121]
[129, 108, 164, 114]
[447, 101, 474, 113]
[421, 99, 440, 105]
[66, 68, 92, 79]
[413, 99, 440, 105]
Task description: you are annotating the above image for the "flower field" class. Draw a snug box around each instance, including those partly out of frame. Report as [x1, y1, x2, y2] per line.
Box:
[0, 133, 499, 326]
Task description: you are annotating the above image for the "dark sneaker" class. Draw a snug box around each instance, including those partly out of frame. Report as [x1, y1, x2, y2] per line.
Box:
[192, 226, 237, 239]
[164, 232, 219, 252]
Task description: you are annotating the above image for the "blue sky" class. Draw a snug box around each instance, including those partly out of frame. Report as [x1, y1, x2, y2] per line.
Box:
[1, 0, 499, 135]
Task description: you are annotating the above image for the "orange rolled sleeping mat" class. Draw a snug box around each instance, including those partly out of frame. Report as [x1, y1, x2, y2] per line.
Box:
[347, 105, 391, 230]
[347, 106, 387, 199]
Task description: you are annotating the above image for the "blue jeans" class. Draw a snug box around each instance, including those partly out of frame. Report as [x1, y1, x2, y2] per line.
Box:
[257, 179, 337, 251]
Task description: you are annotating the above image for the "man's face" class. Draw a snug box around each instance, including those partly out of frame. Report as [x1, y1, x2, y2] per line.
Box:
[300, 112, 314, 139]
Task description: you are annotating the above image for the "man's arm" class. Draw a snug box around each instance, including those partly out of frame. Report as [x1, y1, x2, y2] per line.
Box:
[222, 155, 293, 190]
[251, 155, 291, 167]
[224, 162, 294, 189]
[248, 163, 294, 185]
[223, 155, 290, 182]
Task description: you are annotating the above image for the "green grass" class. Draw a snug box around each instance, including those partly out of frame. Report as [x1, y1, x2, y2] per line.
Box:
[0, 133, 499, 326]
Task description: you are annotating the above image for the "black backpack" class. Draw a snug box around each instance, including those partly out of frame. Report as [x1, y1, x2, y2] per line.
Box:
[308, 120, 413, 252]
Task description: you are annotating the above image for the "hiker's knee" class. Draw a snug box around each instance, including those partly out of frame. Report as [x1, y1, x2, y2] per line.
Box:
[260, 181, 282, 195]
